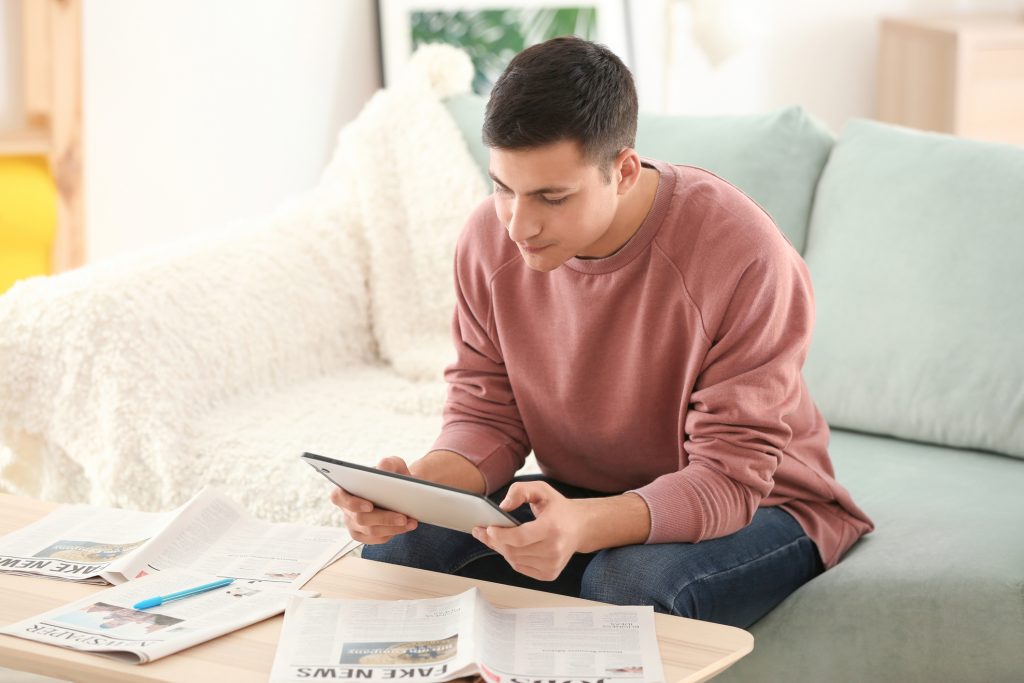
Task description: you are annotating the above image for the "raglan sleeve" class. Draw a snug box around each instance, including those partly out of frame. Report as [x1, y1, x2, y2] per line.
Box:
[429, 230, 531, 494]
[629, 238, 817, 544]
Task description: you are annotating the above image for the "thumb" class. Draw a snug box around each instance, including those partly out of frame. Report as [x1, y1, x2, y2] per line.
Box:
[499, 482, 553, 513]
[376, 456, 411, 476]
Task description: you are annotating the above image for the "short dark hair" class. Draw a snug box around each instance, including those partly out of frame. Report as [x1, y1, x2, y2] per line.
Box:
[482, 36, 638, 178]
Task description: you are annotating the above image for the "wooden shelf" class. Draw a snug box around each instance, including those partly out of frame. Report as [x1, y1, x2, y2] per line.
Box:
[0, 127, 51, 157]
[878, 14, 1024, 146]
[10, 0, 85, 272]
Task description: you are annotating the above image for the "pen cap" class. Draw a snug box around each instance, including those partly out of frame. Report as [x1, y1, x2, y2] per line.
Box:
[133, 597, 163, 610]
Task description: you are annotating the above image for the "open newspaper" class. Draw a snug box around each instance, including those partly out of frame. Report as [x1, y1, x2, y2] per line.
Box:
[0, 488, 358, 586]
[269, 589, 666, 683]
[0, 568, 316, 663]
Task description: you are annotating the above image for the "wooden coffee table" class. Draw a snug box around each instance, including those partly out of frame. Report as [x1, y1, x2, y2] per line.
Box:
[0, 493, 753, 682]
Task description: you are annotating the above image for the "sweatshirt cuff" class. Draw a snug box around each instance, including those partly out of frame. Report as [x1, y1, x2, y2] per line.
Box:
[628, 474, 707, 544]
[430, 428, 521, 494]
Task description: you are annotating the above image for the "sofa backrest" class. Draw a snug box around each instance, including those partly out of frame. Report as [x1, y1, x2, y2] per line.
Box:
[802, 120, 1024, 460]
[443, 94, 834, 254]
[635, 108, 832, 254]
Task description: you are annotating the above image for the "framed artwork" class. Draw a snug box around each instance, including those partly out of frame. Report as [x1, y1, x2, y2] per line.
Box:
[377, 0, 632, 95]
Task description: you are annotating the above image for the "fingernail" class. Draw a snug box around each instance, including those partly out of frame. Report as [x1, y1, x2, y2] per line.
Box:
[394, 515, 406, 525]
[360, 503, 372, 512]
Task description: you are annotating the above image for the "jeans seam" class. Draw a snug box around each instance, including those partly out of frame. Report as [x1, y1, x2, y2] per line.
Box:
[447, 548, 501, 575]
[671, 534, 814, 613]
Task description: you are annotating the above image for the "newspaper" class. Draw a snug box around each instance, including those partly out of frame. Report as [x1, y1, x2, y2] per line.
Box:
[269, 589, 666, 683]
[0, 487, 359, 586]
[0, 568, 316, 664]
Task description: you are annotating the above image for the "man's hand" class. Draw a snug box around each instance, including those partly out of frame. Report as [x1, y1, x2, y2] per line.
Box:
[329, 451, 485, 544]
[471, 481, 585, 581]
[472, 482, 652, 582]
[330, 456, 418, 544]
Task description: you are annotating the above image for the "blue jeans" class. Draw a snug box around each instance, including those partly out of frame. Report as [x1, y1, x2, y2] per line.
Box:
[361, 475, 824, 628]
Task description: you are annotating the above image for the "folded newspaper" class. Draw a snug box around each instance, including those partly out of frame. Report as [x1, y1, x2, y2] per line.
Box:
[270, 589, 666, 683]
[0, 487, 358, 586]
[0, 568, 316, 663]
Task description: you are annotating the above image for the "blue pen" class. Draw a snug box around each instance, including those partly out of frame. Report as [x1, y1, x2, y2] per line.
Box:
[132, 578, 235, 610]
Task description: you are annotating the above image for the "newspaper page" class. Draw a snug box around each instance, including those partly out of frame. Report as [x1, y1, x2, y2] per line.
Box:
[0, 501, 178, 583]
[0, 568, 316, 663]
[113, 488, 357, 588]
[269, 589, 666, 683]
[269, 591, 480, 682]
[0, 488, 357, 586]
[475, 595, 666, 683]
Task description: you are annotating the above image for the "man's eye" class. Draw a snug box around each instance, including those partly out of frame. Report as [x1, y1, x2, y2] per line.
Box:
[494, 185, 512, 195]
[543, 196, 568, 206]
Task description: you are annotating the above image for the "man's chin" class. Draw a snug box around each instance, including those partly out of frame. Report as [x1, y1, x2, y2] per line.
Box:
[519, 253, 563, 272]
[514, 243, 564, 272]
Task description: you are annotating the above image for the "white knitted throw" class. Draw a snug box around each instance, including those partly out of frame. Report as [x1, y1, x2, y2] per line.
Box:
[0, 45, 494, 524]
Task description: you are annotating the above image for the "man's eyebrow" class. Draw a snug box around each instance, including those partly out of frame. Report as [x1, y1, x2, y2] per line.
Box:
[488, 171, 573, 195]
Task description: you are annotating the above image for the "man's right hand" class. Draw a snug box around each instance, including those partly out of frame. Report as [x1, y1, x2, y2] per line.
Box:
[329, 456, 419, 545]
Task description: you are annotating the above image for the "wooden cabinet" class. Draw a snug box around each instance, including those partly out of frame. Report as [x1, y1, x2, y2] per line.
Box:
[0, 0, 84, 273]
[878, 15, 1024, 146]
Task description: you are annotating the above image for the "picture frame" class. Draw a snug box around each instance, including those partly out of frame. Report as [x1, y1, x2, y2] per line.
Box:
[376, 0, 632, 95]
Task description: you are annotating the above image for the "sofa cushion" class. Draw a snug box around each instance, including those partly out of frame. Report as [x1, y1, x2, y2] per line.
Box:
[444, 93, 492, 186]
[635, 106, 832, 253]
[444, 95, 834, 254]
[190, 366, 449, 524]
[185, 366, 541, 525]
[717, 429, 1024, 683]
[325, 51, 487, 383]
[803, 120, 1024, 460]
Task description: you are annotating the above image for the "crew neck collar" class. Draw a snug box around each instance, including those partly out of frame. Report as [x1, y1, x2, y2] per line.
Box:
[565, 157, 675, 275]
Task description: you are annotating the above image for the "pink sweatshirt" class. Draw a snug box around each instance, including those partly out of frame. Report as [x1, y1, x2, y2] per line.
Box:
[432, 158, 874, 568]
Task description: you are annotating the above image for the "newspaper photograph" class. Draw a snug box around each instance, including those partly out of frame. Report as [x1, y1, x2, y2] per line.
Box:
[0, 488, 358, 586]
[0, 568, 316, 664]
[270, 591, 480, 682]
[270, 589, 665, 683]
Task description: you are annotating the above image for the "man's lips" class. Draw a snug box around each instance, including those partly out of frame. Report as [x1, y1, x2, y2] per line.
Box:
[520, 243, 552, 254]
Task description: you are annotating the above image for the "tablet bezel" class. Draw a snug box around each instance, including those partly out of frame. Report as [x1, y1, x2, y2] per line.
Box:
[301, 452, 520, 533]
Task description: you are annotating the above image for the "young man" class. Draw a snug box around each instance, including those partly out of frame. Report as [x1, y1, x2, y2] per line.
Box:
[332, 36, 873, 628]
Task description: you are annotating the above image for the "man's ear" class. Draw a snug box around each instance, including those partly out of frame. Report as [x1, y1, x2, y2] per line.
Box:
[613, 148, 643, 195]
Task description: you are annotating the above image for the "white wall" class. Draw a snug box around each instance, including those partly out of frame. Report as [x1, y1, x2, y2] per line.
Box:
[9, 0, 1018, 261]
[82, 0, 380, 263]
[629, 0, 1024, 133]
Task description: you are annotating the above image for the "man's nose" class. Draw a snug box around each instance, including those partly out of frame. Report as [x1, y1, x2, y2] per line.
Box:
[506, 203, 541, 243]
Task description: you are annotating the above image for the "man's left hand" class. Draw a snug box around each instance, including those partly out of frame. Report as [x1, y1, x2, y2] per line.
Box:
[471, 481, 586, 582]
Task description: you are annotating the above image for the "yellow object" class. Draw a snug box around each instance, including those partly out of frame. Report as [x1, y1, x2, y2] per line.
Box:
[0, 156, 57, 294]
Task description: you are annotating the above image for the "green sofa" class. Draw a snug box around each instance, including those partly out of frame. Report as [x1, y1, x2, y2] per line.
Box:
[445, 95, 1024, 683]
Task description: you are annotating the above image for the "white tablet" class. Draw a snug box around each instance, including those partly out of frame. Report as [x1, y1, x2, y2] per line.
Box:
[301, 452, 520, 534]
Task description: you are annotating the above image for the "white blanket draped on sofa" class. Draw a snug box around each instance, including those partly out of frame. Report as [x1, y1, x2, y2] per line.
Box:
[0, 45, 505, 523]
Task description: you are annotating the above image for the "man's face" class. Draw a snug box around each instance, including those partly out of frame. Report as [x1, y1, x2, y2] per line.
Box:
[488, 140, 623, 272]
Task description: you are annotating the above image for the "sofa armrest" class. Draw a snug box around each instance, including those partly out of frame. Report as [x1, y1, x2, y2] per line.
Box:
[0, 195, 373, 503]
